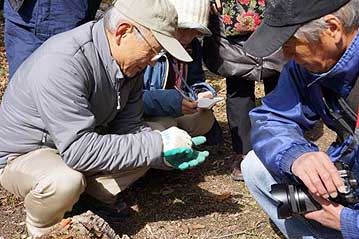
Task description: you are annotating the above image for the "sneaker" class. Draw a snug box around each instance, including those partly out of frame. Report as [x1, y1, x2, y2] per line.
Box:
[230, 154, 244, 181]
[26, 222, 53, 238]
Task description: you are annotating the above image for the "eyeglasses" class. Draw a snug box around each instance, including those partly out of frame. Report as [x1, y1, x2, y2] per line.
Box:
[133, 26, 166, 62]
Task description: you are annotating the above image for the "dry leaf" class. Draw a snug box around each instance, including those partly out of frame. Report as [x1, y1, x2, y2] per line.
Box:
[60, 218, 72, 227]
[172, 198, 185, 204]
[145, 224, 153, 235]
[131, 204, 140, 213]
[191, 224, 206, 230]
[215, 192, 232, 201]
[180, 224, 190, 234]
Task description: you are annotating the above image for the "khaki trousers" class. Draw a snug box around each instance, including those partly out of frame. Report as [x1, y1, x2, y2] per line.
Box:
[146, 110, 215, 136]
[0, 148, 149, 233]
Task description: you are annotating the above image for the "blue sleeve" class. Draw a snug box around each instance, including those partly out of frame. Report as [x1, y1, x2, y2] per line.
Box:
[143, 89, 183, 117]
[341, 207, 359, 239]
[250, 61, 320, 177]
[143, 58, 183, 117]
[187, 39, 205, 86]
[143, 61, 166, 91]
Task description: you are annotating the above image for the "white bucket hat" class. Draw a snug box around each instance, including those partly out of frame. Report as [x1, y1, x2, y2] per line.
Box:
[168, 0, 212, 37]
[113, 0, 193, 62]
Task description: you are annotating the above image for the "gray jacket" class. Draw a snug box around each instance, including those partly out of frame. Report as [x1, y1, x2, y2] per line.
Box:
[0, 19, 163, 172]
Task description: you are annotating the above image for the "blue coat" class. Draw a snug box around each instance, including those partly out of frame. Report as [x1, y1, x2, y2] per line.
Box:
[143, 39, 205, 117]
[4, 0, 101, 77]
[250, 31, 359, 238]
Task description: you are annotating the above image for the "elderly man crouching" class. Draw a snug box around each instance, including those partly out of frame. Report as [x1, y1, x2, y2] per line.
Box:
[241, 0, 359, 238]
[0, 0, 209, 237]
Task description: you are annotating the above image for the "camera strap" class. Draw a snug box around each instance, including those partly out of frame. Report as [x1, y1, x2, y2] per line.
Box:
[346, 74, 359, 145]
[322, 75, 359, 145]
[355, 107, 359, 144]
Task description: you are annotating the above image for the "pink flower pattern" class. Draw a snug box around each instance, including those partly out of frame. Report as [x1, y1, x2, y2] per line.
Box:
[222, 0, 266, 36]
[238, 0, 250, 5]
[223, 15, 233, 25]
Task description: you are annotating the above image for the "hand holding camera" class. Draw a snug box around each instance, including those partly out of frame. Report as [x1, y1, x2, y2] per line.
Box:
[304, 194, 344, 230]
[291, 152, 346, 198]
[272, 156, 359, 222]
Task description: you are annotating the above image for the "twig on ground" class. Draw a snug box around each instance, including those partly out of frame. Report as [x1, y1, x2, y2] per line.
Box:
[210, 227, 258, 239]
[14, 202, 23, 207]
[210, 221, 265, 239]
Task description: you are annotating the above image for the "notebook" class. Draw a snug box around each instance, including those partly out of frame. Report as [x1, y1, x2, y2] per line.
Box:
[197, 97, 224, 109]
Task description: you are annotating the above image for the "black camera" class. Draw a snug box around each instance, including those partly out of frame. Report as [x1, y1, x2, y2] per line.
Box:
[271, 161, 359, 219]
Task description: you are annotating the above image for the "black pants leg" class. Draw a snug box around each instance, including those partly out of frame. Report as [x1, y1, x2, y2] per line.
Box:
[226, 72, 280, 155]
[226, 77, 255, 155]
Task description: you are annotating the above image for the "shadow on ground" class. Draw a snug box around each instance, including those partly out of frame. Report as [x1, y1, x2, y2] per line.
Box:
[111, 165, 242, 236]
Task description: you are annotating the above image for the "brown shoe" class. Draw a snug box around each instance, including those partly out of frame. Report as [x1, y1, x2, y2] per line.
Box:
[230, 154, 244, 181]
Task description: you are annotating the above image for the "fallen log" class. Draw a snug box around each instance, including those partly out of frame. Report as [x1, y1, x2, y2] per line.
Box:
[38, 211, 129, 239]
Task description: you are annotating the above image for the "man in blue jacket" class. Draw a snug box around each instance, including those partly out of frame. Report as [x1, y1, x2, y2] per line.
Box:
[241, 0, 359, 238]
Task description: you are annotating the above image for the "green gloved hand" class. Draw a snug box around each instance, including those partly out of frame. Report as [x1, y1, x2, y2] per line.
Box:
[161, 135, 209, 170]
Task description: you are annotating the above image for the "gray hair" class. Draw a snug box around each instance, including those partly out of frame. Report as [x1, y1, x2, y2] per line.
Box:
[103, 6, 149, 42]
[104, 6, 131, 33]
[294, 0, 359, 42]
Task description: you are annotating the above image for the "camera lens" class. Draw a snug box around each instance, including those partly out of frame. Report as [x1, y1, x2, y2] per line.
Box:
[270, 184, 293, 219]
[271, 184, 321, 219]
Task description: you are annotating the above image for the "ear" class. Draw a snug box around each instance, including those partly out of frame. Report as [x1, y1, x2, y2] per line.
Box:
[323, 14, 343, 44]
[114, 22, 134, 46]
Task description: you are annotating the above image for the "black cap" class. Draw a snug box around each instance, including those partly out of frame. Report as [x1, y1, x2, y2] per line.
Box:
[243, 0, 350, 57]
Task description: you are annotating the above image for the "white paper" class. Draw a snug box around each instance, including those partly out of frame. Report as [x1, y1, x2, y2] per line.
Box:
[197, 97, 224, 109]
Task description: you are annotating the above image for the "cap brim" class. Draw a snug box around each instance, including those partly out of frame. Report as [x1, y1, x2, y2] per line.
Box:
[243, 23, 300, 58]
[152, 31, 193, 62]
[178, 22, 212, 37]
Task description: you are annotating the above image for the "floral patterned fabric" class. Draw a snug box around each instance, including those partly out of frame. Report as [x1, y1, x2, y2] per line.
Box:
[222, 0, 265, 36]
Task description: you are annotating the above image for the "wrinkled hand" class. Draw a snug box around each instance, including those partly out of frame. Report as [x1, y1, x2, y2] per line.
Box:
[304, 194, 343, 231]
[160, 127, 209, 170]
[182, 98, 198, 114]
[210, 0, 222, 15]
[291, 152, 345, 199]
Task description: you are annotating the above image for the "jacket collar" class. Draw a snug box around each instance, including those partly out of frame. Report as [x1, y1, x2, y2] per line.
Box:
[92, 19, 124, 84]
[305, 29, 359, 97]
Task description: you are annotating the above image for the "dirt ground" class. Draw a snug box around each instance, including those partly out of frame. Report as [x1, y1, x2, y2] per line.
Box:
[0, 10, 336, 239]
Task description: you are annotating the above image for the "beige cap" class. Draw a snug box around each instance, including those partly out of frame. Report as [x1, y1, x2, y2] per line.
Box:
[168, 0, 212, 37]
[113, 0, 193, 62]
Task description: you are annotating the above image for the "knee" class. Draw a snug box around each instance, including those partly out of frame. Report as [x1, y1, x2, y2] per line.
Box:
[241, 150, 268, 188]
[242, 151, 278, 196]
[54, 170, 86, 204]
[177, 111, 214, 136]
[25, 171, 86, 226]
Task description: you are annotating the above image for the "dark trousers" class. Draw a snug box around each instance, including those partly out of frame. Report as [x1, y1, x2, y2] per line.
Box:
[226, 75, 279, 155]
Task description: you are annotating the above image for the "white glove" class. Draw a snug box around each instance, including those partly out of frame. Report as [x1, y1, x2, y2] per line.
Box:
[158, 127, 209, 170]
[159, 127, 192, 152]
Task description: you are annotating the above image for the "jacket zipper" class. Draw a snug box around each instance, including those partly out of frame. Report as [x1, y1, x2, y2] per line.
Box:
[115, 80, 121, 110]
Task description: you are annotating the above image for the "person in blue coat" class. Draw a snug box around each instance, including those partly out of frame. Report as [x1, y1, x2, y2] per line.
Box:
[143, 0, 223, 142]
[4, 0, 101, 78]
[241, 0, 359, 238]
